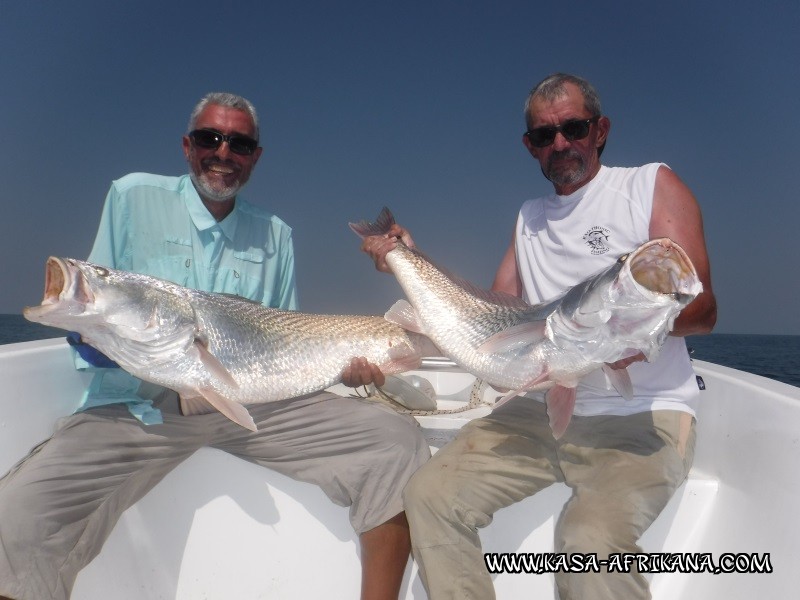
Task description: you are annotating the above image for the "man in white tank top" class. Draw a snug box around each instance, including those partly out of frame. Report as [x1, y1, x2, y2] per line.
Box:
[364, 73, 717, 599]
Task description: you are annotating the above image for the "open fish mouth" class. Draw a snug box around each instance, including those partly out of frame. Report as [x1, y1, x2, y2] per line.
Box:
[627, 238, 702, 301]
[42, 257, 70, 304]
[25, 257, 96, 319]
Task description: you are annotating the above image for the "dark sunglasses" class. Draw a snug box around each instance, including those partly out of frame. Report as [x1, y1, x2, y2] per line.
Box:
[189, 129, 259, 156]
[525, 116, 600, 148]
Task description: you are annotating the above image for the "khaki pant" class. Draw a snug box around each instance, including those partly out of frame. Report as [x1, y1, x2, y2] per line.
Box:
[404, 398, 695, 600]
[0, 391, 430, 600]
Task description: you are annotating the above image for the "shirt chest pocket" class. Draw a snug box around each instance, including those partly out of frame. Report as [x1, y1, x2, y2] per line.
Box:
[217, 250, 267, 300]
[144, 237, 193, 286]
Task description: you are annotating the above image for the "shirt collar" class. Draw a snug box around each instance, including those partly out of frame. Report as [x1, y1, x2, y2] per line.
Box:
[183, 176, 239, 241]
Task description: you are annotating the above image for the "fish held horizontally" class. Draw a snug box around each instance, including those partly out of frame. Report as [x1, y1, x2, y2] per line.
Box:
[24, 257, 430, 431]
[350, 207, 702, 438]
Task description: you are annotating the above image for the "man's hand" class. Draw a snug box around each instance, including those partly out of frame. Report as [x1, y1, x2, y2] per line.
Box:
[66, 332, 120, 368]
[360, 224, 415, 273]
[341, 357, 386, 388]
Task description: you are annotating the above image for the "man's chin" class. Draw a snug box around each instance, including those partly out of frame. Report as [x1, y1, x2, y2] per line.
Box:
[545, 165, 586, 188]
[191, 173, 241, 202]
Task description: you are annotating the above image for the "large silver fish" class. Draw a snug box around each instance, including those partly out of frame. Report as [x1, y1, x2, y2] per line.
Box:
[24, 257, 429, 431]
[350, 208, 702, 438]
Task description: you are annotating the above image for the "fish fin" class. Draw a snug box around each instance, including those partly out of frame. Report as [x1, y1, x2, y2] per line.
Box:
[191, 338, 239, 389]
[492, 371, 551, 409]
[178, 395, 216, 416]
[545, 385, 577, 439]
[602, 364, 634, 400]
[180, 388, 258, 432]
[477, 321, 548, 353]
[493, 387, 526, 409]
[348, 207, 395, 238]
[381, 351, 423, 375]
[385, 299, 427, 334]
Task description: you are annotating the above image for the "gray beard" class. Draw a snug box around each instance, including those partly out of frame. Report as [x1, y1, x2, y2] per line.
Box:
[190, 171, 241, 203]
[543, 151, 588, 189]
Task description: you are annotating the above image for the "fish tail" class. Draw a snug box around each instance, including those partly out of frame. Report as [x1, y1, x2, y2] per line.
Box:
[348, 207, 396, 238]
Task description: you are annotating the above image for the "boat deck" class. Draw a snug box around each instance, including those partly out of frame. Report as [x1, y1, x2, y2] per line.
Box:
[1, 338, 797, 599]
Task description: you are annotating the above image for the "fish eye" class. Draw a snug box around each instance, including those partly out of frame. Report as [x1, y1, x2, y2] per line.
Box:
[618, 254, 629, 263]
[94, 266, 109, 277]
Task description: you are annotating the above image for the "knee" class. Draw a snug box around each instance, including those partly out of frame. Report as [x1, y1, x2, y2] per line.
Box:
[556, 500, 639, 556]
[403, 461, 453, 523]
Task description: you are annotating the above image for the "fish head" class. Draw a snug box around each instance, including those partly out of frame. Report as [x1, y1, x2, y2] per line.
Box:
[616, 238, 703, 308]
[549, 238, 702, 363]
[24, 257, 196, 356]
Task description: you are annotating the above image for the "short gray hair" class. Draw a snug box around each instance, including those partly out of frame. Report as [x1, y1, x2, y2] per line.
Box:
[524, 73, 602, 129]
[187, 92, 260, 139]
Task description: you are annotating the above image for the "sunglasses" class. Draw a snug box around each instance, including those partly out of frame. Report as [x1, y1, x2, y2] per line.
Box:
[189, 129, 259, 156]
[525, 116, 600, 148]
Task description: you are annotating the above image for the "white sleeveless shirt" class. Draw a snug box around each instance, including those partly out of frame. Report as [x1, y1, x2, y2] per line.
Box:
[515, 163, 700, 417]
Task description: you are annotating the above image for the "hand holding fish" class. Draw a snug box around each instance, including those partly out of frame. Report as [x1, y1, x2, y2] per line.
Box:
[359, 215, 415, 273]
[351, 207, 703, 439]
[341, 356, 386, 388]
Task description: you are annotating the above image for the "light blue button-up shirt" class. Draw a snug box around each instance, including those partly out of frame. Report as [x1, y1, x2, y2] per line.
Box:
[76, 172, 298, 422]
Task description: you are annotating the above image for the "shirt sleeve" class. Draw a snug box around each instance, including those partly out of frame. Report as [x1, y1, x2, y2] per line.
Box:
[274, 230, 299, 310]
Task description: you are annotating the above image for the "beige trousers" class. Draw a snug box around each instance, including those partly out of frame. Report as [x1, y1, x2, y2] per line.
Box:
[403, 397, 695, 600]
[0, 391, 430, 600]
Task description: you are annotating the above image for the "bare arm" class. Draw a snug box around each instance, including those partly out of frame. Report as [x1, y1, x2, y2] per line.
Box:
[491, 230, 523, 297]
[650, 166, 717, 336]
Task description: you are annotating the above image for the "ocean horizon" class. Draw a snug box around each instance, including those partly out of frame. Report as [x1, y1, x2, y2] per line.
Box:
[1, 314, 798, 389]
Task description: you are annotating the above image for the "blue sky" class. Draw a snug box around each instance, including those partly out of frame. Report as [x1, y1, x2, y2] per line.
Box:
[2, 1, 798, 334]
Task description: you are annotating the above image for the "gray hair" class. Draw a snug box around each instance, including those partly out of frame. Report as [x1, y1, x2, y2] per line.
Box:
[187, 92, 260, 139]
[523, 73, 602, 129]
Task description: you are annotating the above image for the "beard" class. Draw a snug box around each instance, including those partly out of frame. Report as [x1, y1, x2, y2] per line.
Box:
[542, 149, 588, 189]
[190, 162, 244, 203]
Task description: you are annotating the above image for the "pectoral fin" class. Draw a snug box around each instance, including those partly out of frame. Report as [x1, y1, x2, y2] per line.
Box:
[179, 388, 257, 432]
[191, 338, 239, 389]
[602, 364, 634, 400]
[545, 385, 577, 440]
[385, 300, 427, 335]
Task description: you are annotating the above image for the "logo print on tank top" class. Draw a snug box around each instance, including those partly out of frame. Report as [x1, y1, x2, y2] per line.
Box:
[583, 226, 610, 255]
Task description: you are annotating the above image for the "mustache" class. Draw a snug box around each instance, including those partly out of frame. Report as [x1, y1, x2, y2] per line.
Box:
[201, 157, 241, 172]
[547, 149, 582, 164]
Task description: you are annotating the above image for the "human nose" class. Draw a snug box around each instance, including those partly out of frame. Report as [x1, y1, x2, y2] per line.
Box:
[551, 131, 571, 151]
[214, 140, 232, 159]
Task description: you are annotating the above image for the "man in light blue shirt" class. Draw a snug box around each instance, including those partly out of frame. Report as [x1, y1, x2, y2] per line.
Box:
[77, 171, 298, 423]
[0, 92, 429, 600]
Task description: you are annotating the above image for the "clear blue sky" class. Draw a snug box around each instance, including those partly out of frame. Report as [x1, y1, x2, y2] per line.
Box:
[2, 1, 798, 334]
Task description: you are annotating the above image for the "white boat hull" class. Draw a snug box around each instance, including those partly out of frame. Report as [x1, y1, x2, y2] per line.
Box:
[1, 338, 798, 599]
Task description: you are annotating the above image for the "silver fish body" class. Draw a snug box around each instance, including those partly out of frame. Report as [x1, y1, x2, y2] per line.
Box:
[24, 257, 427, 430]
[350, 208, 703, 437]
